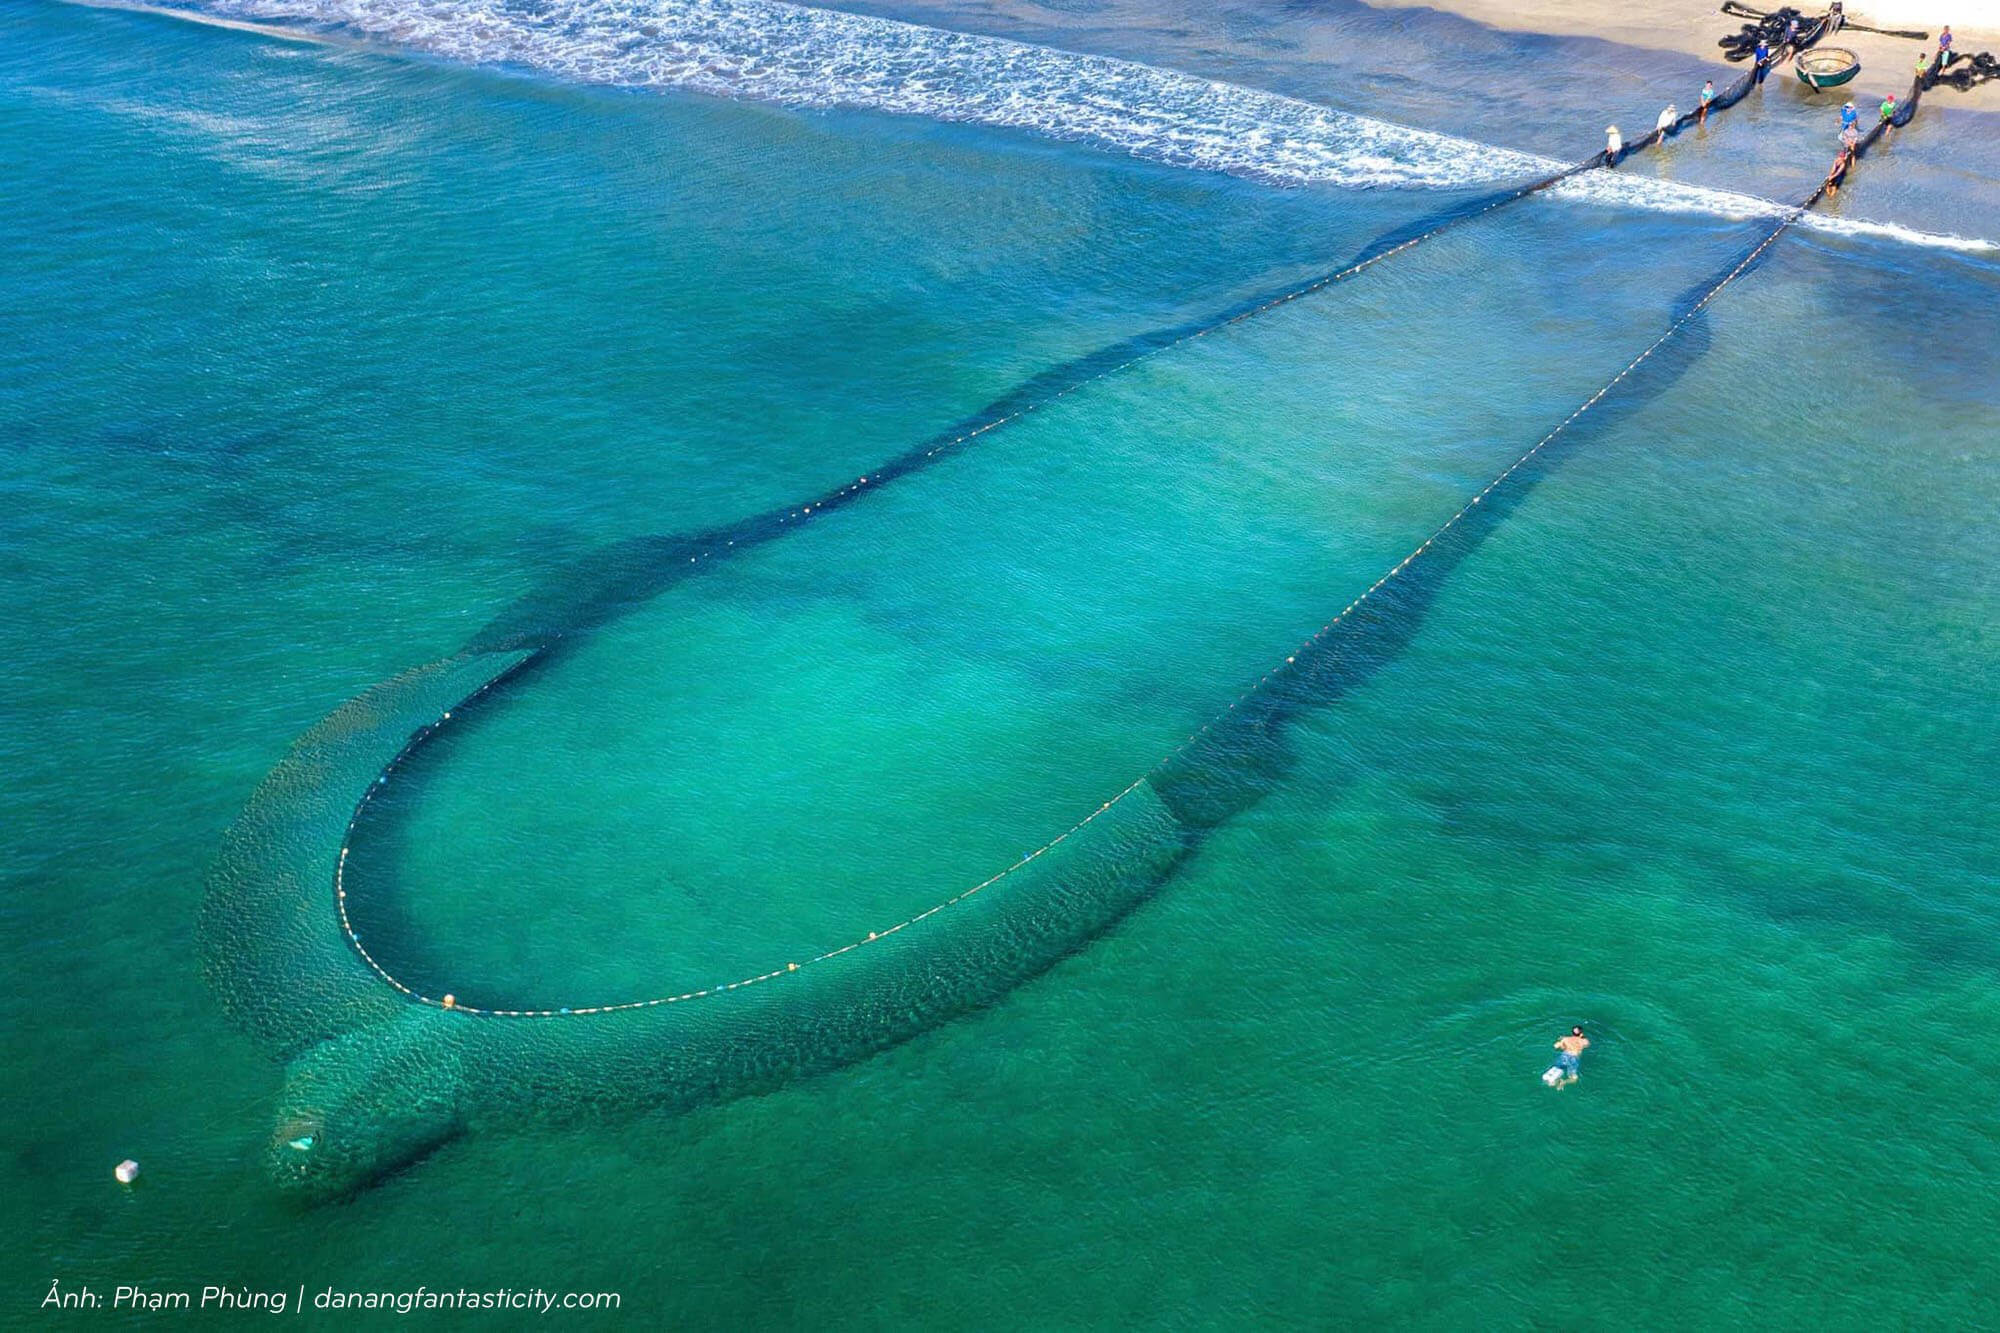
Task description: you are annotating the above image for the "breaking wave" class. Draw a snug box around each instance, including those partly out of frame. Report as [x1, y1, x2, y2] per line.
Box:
[138, 0, 1995, 250]
[199, 0, 1553, 188]
[1549, 171, 1997, 254]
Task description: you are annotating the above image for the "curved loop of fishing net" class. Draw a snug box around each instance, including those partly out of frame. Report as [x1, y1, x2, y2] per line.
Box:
[227, 171, 1853, 1198]
[206, 25, 1840, 1051]
[203, 27, 1942, 1199]
[211, 143, 1679, 1050]
[332, 172, 1847, 1024]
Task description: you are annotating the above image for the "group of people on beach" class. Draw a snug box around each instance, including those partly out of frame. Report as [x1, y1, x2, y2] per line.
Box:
[1911, 24, 1959, 90]
[1605, 68, 1744, 163]
[1823, 26, 1957, 196]
[1602, 20, 1801, 165]
[1599, 16, 1966, 195]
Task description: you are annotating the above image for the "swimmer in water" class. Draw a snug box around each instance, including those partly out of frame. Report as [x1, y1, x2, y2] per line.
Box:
[1552, 1026, 1589, 1088]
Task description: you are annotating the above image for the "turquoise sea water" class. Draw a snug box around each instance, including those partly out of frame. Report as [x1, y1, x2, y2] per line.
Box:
[5, 0, 1999, 1324]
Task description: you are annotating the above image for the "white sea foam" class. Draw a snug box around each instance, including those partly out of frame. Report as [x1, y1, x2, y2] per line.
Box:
[1549, 170, 1998, 253]
[163, 0, 1993, 251]
[201, 0, 1555, 187]
[1804, 214, 1997, 252]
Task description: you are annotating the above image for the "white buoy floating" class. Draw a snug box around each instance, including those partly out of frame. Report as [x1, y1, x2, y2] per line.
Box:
[114, 1159, 141, 1184]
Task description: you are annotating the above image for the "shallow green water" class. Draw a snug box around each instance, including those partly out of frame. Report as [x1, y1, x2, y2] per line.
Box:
[5, 0, 1999, 1324]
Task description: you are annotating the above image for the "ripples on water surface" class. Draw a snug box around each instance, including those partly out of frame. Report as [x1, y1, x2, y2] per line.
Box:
[3, 0, 1998, 1323]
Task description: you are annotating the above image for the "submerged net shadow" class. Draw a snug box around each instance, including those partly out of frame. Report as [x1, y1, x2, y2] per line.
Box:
[219, 212, 1803, 1200]
[203, 49, 1860, 1197]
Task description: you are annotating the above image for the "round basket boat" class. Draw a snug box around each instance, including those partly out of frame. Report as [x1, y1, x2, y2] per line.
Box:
[1796, 47, 1861, 89]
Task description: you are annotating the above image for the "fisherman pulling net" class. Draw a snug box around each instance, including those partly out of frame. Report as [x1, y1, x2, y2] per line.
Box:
[1719, 3, 2000, 91]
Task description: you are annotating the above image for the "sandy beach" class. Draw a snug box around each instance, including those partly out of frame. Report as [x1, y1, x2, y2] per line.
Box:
[1376, 0, 2000, 109]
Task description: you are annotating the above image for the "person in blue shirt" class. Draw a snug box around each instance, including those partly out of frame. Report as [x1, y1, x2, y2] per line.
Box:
[1939, 25, 1954, 62]
[1699, 78, 1716, 124]
[1840, 100, 1858, 131]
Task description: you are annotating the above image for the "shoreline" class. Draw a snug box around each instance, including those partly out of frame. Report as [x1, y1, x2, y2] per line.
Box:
[1371, 0, 2000, 110]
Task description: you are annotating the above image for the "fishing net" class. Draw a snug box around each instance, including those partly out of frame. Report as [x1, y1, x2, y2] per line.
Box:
[1928, 50, 2000, 91]
[1719, 2, 1998, 91]
[1717, 5, 1831, 60]
[1721, 0, 1926, 42]
[203, 235, 1745, 1198]
[1148, 259, 1742, 835]
[199, 651, 536, 1057]
[204, 64, 1830, 1196]
[255, 767, 1192, 1196]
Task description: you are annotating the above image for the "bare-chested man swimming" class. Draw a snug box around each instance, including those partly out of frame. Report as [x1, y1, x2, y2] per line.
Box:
[1552, 1026, 1589, 1088]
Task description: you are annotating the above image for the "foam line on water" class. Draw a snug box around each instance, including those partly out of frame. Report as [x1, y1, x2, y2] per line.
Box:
[1548, 170, 1999, 253]
[192, 0, 1553, 188]
[99, 0, 1998, 251]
